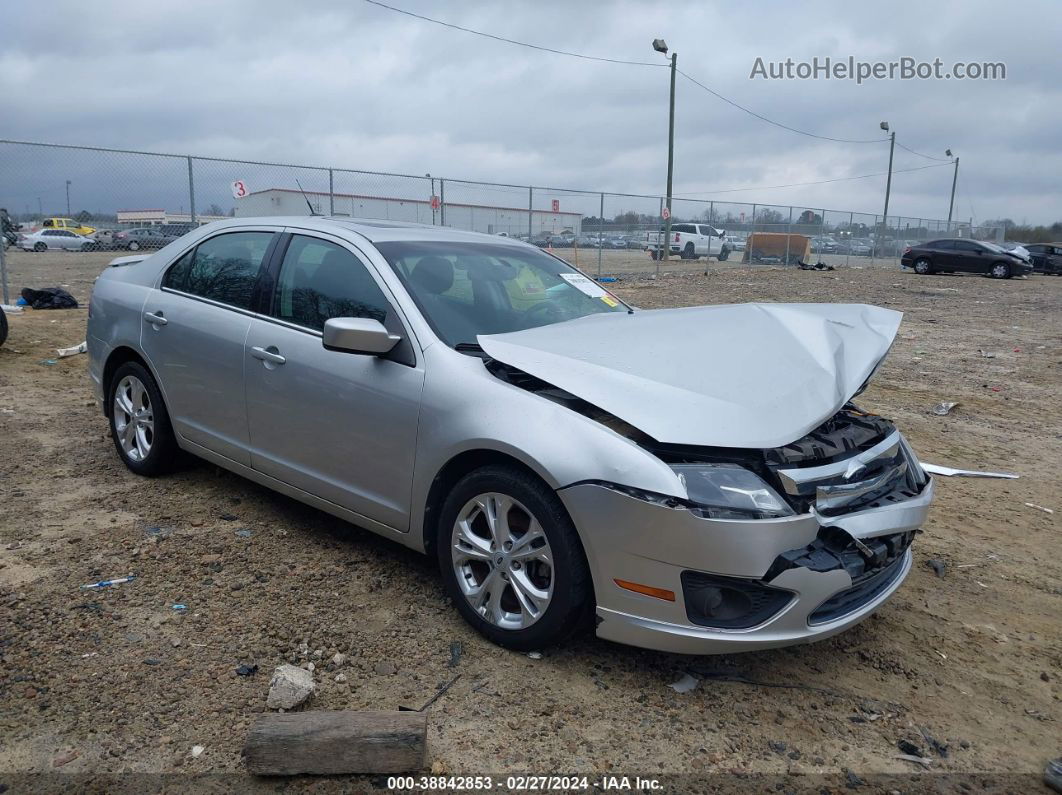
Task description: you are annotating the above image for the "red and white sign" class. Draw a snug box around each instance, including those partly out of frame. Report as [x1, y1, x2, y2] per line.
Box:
[231, 180, 248, 199]
[661, 206, 671, 220]
[430, 195, 441, 210]
[551, 199, 560, 212]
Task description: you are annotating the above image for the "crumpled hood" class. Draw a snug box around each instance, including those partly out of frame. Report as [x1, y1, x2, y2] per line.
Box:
[478, 303, 902, 449]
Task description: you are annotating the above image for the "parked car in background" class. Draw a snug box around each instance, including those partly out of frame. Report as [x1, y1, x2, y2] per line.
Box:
[901, 239, 1034, 278]
[87, 216, 931, 654]
[810, 236, 837, 254]
[41, 217, 96, 236]
[645, 223, 725, 260]
[607, 237, 628, 249]
[113, 227, 172, 250]
[998, 241, 1031, 263]
[723, 235, 747, 252]
[19, 228, 97, 251]
[1026, 243, 1062, 275]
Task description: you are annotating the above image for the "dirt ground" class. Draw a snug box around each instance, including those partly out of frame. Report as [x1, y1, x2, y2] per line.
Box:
[0, 248, 1059, 792]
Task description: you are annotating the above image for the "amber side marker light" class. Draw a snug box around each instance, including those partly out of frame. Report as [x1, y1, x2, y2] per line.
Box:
[614, 579, 676, 602]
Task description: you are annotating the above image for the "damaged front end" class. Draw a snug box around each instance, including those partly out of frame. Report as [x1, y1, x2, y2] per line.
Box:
[555, 405, 933, 654]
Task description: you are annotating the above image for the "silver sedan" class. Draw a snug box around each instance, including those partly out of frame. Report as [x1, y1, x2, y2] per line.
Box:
[87, 217, 933, 653]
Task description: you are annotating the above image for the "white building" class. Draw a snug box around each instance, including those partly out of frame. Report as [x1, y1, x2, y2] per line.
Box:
[234, 188, 582, 236]
[116, 209, 228, 226]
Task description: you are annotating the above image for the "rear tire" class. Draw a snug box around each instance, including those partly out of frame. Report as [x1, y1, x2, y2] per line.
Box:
[33, 242, 46, 252]
[128, 241, 140, 251]
[990, 262, 1010, 279]
[717, 249, 729, 262]
[914, 258, 932, 275]
[0, 307, 7, 347]
[682, 242, 696, 260]
[107, 361, 179, 476]
[436, 465, 594, 651]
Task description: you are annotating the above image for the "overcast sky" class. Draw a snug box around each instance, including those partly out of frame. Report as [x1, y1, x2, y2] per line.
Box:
[3, 0, 1060, 224]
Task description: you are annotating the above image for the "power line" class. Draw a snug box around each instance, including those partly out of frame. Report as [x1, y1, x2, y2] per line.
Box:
[673, 161, 953, 197]
[675, 70, 883, 144]
[361, 0, 666, 67]
[895, 141, 952, 162]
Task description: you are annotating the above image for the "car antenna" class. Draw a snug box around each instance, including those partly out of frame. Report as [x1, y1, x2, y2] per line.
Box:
[294, 179, 320, 216]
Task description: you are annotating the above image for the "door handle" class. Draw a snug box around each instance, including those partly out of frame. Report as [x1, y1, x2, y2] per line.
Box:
[250, 346, 286, 365]
[144, 311, 168, 326]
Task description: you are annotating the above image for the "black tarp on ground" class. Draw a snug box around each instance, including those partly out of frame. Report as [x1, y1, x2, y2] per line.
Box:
[20, 287, 78, 309]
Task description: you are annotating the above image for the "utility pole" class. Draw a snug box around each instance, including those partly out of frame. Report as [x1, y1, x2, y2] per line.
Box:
[65, 180, 71, 216]
[653, 39, 676, 262]
[946, 152, 959, 228]
[879, 122, 894, 259]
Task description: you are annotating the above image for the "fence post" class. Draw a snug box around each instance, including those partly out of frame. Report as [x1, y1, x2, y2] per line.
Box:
[187, 156, 196, 226]
[439, 180, 446, 226]
[328, 169, 335, 215]
[819, 209, 826, 262]
[597, 192, 604, 278]
[0, 234, 9, 305]
[846, 212, 853, 268]
[527, 187, 533, 238]
[784, 206, 792, 266]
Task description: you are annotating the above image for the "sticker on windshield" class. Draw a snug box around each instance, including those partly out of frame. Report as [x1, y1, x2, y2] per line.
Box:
[560, 272, 607, 298]
[601, 295, 619, 307]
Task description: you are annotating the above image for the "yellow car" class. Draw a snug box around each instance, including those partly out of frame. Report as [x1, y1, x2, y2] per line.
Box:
[41, 217, 96, 236]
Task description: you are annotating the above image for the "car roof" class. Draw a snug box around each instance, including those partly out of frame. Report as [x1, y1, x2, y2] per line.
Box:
[204, 216, 533, 248]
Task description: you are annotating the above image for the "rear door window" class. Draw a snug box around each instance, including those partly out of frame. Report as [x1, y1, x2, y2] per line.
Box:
[162, 231, 274, 310]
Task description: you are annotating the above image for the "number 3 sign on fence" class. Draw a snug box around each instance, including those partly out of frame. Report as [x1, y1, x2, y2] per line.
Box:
[231, 180, 248, 199]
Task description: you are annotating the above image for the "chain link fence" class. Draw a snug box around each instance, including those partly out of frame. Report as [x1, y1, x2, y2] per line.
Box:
[0, 139, 996, 282]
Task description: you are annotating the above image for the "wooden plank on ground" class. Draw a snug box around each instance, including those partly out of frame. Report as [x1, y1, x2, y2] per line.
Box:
[244, 710, 427, 776]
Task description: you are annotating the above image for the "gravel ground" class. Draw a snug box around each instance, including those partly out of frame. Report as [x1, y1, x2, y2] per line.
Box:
[0, 249, 1059, 792]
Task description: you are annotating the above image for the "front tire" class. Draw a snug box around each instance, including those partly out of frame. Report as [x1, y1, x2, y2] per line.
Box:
[990, 262, 1010, 279]
[127, 241, 140, 251]
[682, 242, 696, 260]
[914, 258, 932, 275]
[437, 465, 593, 651]
[108, 361, 178, 476]
[33, 242, 46, 252]
[0, 307, 7, 347]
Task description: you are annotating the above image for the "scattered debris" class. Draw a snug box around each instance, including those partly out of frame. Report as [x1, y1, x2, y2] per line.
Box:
[80, 574, 135, 590]
[331, 652, 347, 668]
[926, 559, 947, 577]
[235, 528, 253, 537]
[143, 525, 174, 539]
[39, 359, 58, 366]
[978, 349, 996, 358]
[172, 604, 187, 611]
[235, 664, 259, 677]
[267, 664, 315, 710]
[526, 651, 542, 660]
[448, 641, 463, 668]
[218, 512, 238, 521]
[768, 740, 787, 754]
[144, 658, 162, 666]
[335, 673, 348, 684]
[895, 754, 932, 768]
[20, 287, 78, 310]
[919, 727, 949, 758]
[897, 739, 923, 757]
[931, 401, 959, 416]
[51, 749, 80, 768]
[400, 674, 462, 712]
[1025, 502, 1054, 514]
[243, 710, 428, 776]
[669, 673, 700, 694]
[191, 745, 204, 758]
[920, 463, 1018, 479]
[56, 341, 87, 358]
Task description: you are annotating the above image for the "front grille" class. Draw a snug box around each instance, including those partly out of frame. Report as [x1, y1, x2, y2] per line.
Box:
[808, 550, 909, 625]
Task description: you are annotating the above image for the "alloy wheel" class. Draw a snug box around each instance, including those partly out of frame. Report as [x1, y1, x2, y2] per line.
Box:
[450, 492, 554, 630]
[914, 259, 930, 274]
[113, 375, 154, 462]
[991, 263, 1009, 279]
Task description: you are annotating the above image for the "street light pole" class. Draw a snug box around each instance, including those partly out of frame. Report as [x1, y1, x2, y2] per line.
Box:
[946, 153, 959, 229]
[879, 122, 894, 258]
[653, 39, 677, 262]
[65, 180, 71, 216]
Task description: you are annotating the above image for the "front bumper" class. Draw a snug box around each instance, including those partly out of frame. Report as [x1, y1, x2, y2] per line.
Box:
[558, 476, 933, 654]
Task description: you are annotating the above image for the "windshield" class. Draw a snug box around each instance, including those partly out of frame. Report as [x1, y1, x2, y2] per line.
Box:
[375, 240, 629, 347]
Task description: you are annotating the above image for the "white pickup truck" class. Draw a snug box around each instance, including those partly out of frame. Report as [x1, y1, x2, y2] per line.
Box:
[644, 223, 728, 260]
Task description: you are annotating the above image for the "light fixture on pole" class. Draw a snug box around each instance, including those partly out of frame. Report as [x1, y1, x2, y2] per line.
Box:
[653, 38, 677, 263]
[945, 150, 959, 229]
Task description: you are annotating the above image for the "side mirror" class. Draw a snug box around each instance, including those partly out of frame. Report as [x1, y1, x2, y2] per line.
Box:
[322, 317, 401, 356]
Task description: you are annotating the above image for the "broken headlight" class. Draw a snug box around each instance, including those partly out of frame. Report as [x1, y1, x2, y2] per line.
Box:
[670, 464, 795, 520]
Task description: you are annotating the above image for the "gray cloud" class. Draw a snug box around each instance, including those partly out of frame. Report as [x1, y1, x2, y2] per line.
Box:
[1, 0, 1059, 223]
